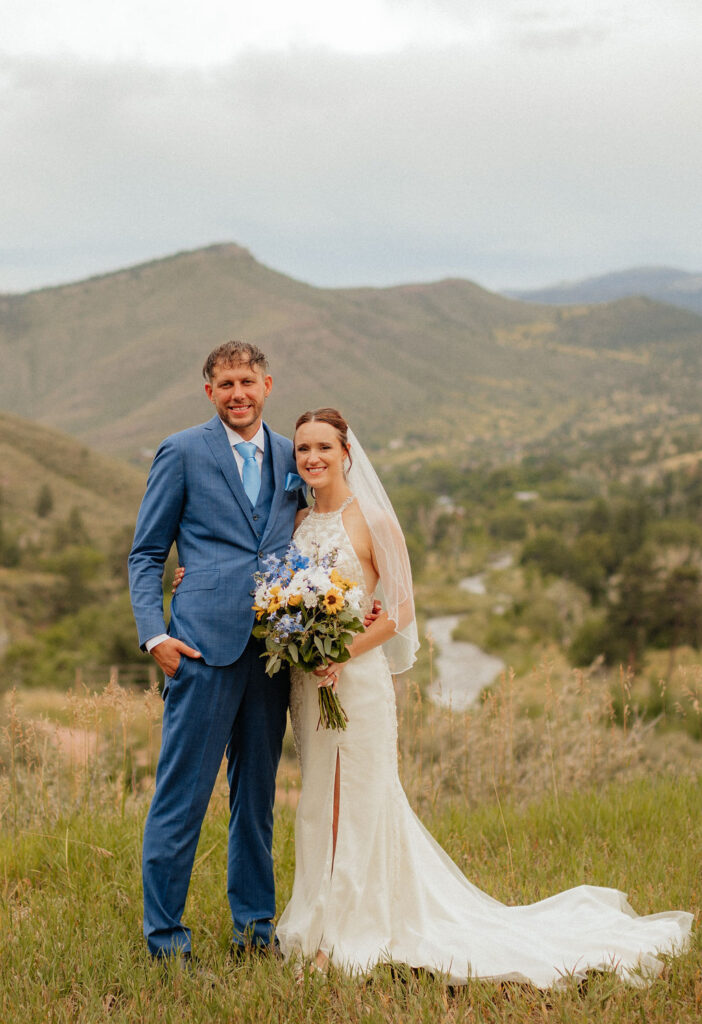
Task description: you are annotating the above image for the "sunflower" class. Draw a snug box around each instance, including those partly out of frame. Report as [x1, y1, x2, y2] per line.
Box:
[322, 588, 344, 614]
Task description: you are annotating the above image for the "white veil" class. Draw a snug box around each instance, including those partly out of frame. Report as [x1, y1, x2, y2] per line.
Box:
[346, 428, 419, 674]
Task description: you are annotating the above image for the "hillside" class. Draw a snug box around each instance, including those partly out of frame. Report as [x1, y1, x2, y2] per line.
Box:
[0, 411, 146, 538]
[2, 244, 702, 461]
[507, 265, 702, 315]
[0, 411, 147, 654]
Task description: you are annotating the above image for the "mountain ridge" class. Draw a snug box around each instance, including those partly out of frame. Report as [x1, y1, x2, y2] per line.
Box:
[2, 244, 702, 461]
[506, 265, 702, 315]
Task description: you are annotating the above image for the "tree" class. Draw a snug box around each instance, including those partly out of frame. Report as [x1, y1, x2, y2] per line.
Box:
[520, 529, 572, 578]
[606, 547, 661, 670]
[650, 564, 702, 672]
[53, 506, 90, 548]
[43, 545, 105, 615]
[35, 483, 54, 518]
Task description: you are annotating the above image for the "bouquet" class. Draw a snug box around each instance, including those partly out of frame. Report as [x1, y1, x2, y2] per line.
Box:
[251, 541, 365, 729]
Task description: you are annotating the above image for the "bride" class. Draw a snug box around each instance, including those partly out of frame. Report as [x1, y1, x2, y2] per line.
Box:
[273, 407, 692, 987]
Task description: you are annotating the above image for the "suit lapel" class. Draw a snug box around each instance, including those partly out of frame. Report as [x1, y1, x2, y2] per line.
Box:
[260, 426, 289, 547]
[202, 415, 257, 533]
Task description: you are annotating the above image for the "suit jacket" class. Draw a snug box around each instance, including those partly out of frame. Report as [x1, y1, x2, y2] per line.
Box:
[128, 415, 300, 666]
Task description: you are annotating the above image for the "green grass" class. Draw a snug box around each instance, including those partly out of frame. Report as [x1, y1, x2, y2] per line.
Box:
[0, 776, 699, 1023]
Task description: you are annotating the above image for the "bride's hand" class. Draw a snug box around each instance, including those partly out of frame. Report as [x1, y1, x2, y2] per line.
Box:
[171, 565, 185, 594]
[364, 599, 382, 629]
[314, 662, 344, 693]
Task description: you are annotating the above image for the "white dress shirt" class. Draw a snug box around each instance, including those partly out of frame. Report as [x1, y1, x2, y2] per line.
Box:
[145, 421, 266, 653]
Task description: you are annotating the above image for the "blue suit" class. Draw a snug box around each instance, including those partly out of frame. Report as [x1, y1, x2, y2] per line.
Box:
[128, 414, 300, 955]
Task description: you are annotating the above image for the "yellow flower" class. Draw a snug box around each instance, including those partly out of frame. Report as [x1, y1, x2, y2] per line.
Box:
[322, 588, 344, 614]
[330, 569, 355, 591]
[288, 594, 302, 607]
[267, 596, 282, 614]
[252, 604, 266, 621]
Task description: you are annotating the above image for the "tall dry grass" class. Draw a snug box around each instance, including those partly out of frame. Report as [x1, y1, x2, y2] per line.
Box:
[0, 664, 700, 1023]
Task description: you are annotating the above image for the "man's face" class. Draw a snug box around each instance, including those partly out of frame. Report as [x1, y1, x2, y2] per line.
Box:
[205, 360, 272, 439]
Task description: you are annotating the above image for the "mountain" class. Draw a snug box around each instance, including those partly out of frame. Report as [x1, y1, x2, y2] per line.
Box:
[2, 244, 702, 462]
[505, 267, 702, 316]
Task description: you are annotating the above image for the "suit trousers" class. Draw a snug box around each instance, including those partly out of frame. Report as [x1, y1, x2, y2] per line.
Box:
[142, 637, 289, 956]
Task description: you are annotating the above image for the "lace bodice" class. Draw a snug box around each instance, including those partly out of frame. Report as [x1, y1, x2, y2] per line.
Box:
[293, 498, 373, 617]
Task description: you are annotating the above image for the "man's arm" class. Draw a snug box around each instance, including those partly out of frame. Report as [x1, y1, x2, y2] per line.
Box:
[128, 437, 186, 650]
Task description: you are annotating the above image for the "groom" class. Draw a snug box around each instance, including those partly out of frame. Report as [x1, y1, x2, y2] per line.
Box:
[128, 340, 302, 960]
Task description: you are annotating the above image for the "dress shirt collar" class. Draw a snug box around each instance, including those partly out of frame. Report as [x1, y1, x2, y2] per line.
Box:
[222, 421, 265, 454]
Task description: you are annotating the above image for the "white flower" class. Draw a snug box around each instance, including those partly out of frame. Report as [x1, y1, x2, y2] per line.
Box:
[306, 567, 334, 593]
[283, 571, 308, 601]
[344, 585, 365, 615]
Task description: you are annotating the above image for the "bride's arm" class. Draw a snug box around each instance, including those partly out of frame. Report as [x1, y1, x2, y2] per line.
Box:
[316, 608, 397, 689]
[347, 609, 397, 657]
[316, 514, 407, 687]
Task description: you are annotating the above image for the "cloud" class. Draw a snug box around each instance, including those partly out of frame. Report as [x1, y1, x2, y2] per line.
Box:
[1, 3, 701, 293]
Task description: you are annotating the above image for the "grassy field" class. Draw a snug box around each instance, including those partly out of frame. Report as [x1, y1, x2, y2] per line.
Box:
[1, 676, 700, 1023]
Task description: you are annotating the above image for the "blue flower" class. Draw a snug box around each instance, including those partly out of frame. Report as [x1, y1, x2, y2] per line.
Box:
[285, 542, 310, 572]
[274, 612, 304, 640]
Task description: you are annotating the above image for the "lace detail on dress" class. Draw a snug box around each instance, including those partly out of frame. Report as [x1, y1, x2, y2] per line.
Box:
[294, 499, 372, 618]
[288, 498, 371, 760]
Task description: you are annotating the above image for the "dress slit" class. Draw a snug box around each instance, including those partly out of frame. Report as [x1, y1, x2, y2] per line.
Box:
[331, 747, 341, 875]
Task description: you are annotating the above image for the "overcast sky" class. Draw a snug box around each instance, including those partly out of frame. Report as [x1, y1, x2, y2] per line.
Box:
[2, 0, 701, 294]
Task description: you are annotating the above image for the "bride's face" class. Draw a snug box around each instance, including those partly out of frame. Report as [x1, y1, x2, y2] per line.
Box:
[294, 421, 348, 489]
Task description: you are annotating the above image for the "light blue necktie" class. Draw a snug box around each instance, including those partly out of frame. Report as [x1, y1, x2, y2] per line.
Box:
[234, 441, 261, 505]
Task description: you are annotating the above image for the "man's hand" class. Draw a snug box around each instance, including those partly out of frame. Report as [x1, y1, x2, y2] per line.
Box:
[363, 599, 382, 629]
[150, 636, 201, 677]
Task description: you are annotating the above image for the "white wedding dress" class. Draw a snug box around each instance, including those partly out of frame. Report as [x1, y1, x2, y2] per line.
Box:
[276, 503, 692, 987]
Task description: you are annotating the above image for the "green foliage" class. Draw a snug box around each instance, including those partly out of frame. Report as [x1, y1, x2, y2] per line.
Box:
[35, 481, 54, 518]
[41, 544, 105, 616]
[649, 565, 702, 651]
[53, 505, 91, 548]
[488, 508, 527, 541]
[0, 519, 20, 568]
[2, 591, 150, 690]
[521, 529, 572, 578]
[570, 614, 614, 668]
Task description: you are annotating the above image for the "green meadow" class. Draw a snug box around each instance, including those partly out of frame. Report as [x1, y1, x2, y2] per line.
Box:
[1, 672, 699, 1024]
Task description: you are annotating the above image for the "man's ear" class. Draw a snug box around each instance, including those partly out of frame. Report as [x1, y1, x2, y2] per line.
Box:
[204, 382, 214, 402]
[263, 375, 273, 397]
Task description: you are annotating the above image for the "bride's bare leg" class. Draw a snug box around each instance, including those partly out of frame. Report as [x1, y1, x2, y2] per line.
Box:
[331, 748, 340, 873]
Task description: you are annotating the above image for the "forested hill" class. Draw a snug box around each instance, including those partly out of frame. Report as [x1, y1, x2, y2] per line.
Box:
[2, 243, 702, 462]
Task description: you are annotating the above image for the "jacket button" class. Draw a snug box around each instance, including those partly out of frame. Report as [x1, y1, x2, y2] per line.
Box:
[258, 551, 264, 558]
[253, 513, 259, 520]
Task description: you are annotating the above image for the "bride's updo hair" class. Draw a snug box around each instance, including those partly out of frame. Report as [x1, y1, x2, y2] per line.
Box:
[294, 408, 352, 470]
